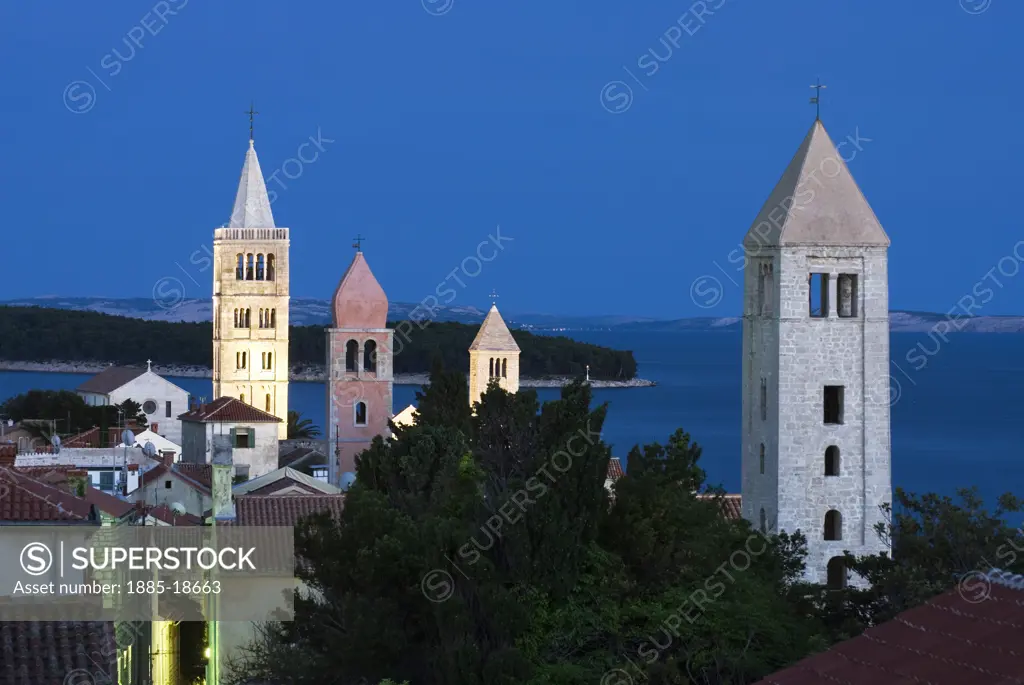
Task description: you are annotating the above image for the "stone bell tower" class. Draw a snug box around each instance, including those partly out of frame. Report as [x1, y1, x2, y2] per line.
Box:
[212, 135, 290, 439]
[740, 118, 892, 587]
[326, 248, 393, 483]
[468, 304, 521, 408]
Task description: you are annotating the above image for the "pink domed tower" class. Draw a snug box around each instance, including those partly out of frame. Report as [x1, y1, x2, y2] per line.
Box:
[326, 245, 393, 483]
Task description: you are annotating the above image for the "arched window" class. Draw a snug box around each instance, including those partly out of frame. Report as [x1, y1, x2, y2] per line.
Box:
[240, 393, 245, 404]
[267, 254, 276, 281]
[256, 254, 265, 280]
[355, 401, 367, 426]
[246, 253, 254, 280]
[502, 358, 507, 378]
[265, 394, 272, 412]
[489, 358, 494, 377]
[267, 352, 272, 369]
[261, 352, 266, 369]
[236, 254, 244, 280]
[364, 340, 377, 373]
[826, 557, 847, 589]
[825, 446, 840, 476]
[236, 352, 241, 369]
[270, 309, 276, 328]
[233, 309, 239, 328]
[245, 309, 251, 328]
[759, 443, 765, 474]
[824, 510, 842, 541]
[258, 309, 264, 329]
[345, 340, 358, 372]
[759, 508, 766, 533]
[242, 351, 248, 368]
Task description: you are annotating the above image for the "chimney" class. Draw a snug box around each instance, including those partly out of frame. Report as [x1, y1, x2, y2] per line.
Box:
[150, 423, 158, 435]
[160, 450, 175, 467]
[210, 434, 236, 521]
[67, 469, 89, 497]
[125, 463, 140, 495]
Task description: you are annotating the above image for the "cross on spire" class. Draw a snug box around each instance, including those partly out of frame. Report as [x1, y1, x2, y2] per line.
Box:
[489, 290, 499, 307]
[246, 102, 259, 140]
[809, 79, 826, 121]
[353, 234, 365, 251]
[146, 359, 152, 372]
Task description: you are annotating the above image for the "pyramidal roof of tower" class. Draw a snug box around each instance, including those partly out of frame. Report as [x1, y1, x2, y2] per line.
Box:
[469, 305, 520, 352]
[743, 119, 889, 248]
[229, 139, 276, 229]
[332, 251, 388, 329]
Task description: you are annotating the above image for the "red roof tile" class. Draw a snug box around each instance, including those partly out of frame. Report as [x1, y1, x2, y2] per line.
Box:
[146, 503, 203, 526]
[174, 462, 213, 491]
[696, 493, 743, 520]
[139, 463, 211, 494]
[62, 426, 101, 448]
[606, 457, 624, 481]
[178, 396, 282, 423]
[232, 494, 345, 527]
[82, 487, 135, 518]
[0, 468, 96, 522]
[0, 616, 117, 685]
[754, 569, 1024, 685]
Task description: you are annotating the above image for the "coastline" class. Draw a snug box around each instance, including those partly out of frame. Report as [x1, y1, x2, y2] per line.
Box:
[0, 360, 656, 389]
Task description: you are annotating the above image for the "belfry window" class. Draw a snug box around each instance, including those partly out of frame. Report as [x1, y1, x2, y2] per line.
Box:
[760, 378, 767, 421]
[259, 309, 265, 329]
[256, 254, 265, 280]
[827, 557, 847, 589]
[355, 402, 367, 426]
[364, 340, 377, 373]
[759, 508, 767, 533]
[501, 358, 507, 378]
[244, 309, 251, 328]
[759, 443, 765, 474]
[837, 274, 858, 318]
[269, 309, 276, 328]
[824, 386, 844, 425]
[489, 358, 495, 378]
[825, 446, 840, 476]
[824, 510, 842, 541]
[246, 254, 255, 280]
[345, 340, 358, 372]
[809, 273, 829, 317]
[265, 394, 272, 412]
[236, 254, 244, 280]
[267, 254, 276, 281]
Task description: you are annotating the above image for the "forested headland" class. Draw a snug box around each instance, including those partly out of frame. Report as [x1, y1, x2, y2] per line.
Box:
[0, 306, 637, 380]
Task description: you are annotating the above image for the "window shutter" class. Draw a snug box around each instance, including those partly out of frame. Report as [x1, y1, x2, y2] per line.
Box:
[248, 427, 256, 446]
[230, 428, 237, 447]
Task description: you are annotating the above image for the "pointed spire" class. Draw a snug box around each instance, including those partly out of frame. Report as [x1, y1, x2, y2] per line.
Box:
[744, 120, 888, 248]
[332, 251, 388, 328]
[228, 140, 276, 228]
[469, 305, 520, 352]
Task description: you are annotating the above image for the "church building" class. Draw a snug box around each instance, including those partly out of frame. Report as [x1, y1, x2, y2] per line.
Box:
[211, 135, 290, 440]
[468, 304, 521, 408]
[740, 118, 892, 587]
[326, 248, 394, 482]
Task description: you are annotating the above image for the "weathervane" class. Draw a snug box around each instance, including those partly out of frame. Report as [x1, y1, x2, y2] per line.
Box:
[353, 234, 365, 251]
[489, 290, 499, 307]
[809, 79, 826, 121]
[246, 102, 259, 140]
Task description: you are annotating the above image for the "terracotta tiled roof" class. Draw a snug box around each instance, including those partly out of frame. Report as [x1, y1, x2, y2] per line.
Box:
[139, 463, 211, 494]
[606, 458, 624, 481]
[63, 426, 101, 448]
[754, 569, 1024, 684]
[174, 462, 213, 491]
[696, 493, 743, 520]
[83, 487, 135, 518]
[280, 446, 328, 469]
[0, 468, 96, 522]
[0, 614, 117, 685]
[146, 504, 203, 526]
[232, 494, 345, 527]
[0, 445, 16, 467]
[178, 396, 282, 423]
[75, 365, 147, 394]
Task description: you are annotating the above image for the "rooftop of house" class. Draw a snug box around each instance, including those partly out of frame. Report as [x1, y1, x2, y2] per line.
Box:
[0, 609, 117, 684]
[0, 467, 97, 522]
[74, 365, 147, 395]
[233, 466, 341, 497]
[145, 503, 204, 526]
[229, 494, 345, 527]
[178, 396, 283, 424]
[279, 445, 328, 470]
[753, 568, 1024, 684]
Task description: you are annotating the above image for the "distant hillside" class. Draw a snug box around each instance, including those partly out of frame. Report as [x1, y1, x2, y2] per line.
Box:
[0, 306, 637, 380]
[4, 297, 1023, 333]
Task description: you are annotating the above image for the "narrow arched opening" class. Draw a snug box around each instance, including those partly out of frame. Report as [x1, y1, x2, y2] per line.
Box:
[824, 510, 842, 541]
[355, 401, 367, 426]
[345, 340, 358, 372]
[825, 446, 840, 476]
[364, 340, 377, 373]
[827, 556, 847, 589]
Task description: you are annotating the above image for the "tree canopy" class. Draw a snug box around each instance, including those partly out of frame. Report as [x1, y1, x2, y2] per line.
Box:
[226, 368, 1024, 684]
[0, 389, 147, 442]
[0, 306, 637, 380]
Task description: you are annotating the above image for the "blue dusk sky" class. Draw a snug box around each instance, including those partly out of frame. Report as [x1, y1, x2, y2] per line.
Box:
[1, 0, 1022, 319]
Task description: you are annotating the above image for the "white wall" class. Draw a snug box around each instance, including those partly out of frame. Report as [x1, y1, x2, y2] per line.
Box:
[109, 371, 190, 446]
[180, 420, 279, 479]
